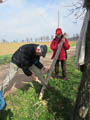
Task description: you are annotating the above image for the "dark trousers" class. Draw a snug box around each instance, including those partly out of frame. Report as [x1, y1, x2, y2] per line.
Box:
[55, 60, 66, 77]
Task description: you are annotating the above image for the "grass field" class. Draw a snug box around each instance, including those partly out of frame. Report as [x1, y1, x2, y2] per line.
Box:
[0, 54, 12, 64]
[0, 56, 81, 120]
[0, 41, 76, 56]
[0, 42, 51, 56]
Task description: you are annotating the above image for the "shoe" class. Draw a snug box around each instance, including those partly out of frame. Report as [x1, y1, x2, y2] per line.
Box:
[53, 74, 60, 79]
[46, 85, 54, 89]
[62, 77, 68, 80]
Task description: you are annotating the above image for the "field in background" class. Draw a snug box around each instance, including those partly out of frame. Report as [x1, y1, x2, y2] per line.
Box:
[0, 41, 76, 56]
[0, 42, 50, 56]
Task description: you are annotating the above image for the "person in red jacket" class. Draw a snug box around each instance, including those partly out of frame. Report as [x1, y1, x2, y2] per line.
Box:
[50, 28, 70, 80]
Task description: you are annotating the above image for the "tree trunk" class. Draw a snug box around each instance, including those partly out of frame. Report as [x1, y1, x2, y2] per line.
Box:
[72, 9, 90, 120]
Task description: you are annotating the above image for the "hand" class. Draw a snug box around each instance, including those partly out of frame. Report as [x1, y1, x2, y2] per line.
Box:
[31, 74, 38, 81]
[62, 38, 65, 42]
[31, 74, 41, 84]
[42, 67, 50, 73]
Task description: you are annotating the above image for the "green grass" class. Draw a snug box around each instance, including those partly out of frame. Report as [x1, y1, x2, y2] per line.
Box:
[0, 56, 82, 120]
[47, 47, 52, 52]
[0, 54, 12, 64]
[69, 42, 76, 47]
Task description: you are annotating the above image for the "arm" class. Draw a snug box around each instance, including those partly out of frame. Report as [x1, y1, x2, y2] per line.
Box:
[22, 66, 32, 76]
[50, 40, 58, 51]
[34, 57, 43, 69]
[34, 58, 49, 73]
[63, 38, 70, 50]
[35, 61, 43, 69]
[22, 66, 40, 81]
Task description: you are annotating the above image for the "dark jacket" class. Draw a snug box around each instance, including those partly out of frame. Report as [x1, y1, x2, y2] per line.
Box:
[11, 44, 43, 76]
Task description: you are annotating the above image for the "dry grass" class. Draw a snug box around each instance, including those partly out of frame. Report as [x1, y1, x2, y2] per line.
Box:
[0, 41, 76, 56]
[0, 42, 50, 56]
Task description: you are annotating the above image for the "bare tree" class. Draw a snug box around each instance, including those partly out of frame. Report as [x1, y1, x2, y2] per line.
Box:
[26, 38, 29, 42]
[46, 36, 49, 41]
[2, 39, 6, 43]
[35, 38, 38, 42]
[65, 0, 86, 23]
[72, 0, 90, 119]
[30, 38, 33, 42]
[40, 36, 43, 42]
[51, 35, 54, 41]
[22, 40, 25, 42]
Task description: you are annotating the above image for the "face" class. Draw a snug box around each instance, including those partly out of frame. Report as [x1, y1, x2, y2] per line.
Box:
[57, 34, 61, 38]
[35, 48, 42, 56]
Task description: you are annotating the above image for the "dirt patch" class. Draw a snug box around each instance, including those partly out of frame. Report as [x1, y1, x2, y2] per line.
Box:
[0, 46, 76, 97]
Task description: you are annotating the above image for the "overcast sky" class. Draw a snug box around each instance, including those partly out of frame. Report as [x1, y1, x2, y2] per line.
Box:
[0, 0, 84, 42]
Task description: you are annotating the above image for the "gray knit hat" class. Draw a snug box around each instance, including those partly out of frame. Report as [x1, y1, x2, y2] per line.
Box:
[40, 45, 47, 57]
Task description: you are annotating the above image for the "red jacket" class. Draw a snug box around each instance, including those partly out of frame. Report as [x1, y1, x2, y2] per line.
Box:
[50, 37, 70, 60]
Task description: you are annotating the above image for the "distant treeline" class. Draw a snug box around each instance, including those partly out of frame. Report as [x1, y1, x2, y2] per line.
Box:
[0, 34, 79, 43]
[68, 36, 79, 41]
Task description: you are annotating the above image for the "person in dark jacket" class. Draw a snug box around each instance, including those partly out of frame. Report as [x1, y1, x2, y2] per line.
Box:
[50, 28, 70, 80]
[0, 44, 49, 91]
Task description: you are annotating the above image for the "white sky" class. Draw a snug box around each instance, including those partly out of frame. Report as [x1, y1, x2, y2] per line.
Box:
[0, 0, 84, 42]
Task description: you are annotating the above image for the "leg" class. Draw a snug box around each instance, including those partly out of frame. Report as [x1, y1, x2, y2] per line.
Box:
[55, 59, 59, 76]
[61, 60, 66, 79]
[0, 62, 18, 93]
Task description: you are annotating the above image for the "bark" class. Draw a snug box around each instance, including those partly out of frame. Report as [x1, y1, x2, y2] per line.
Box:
[84, 0, 90, 8]
[72, 10, 90, 120]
